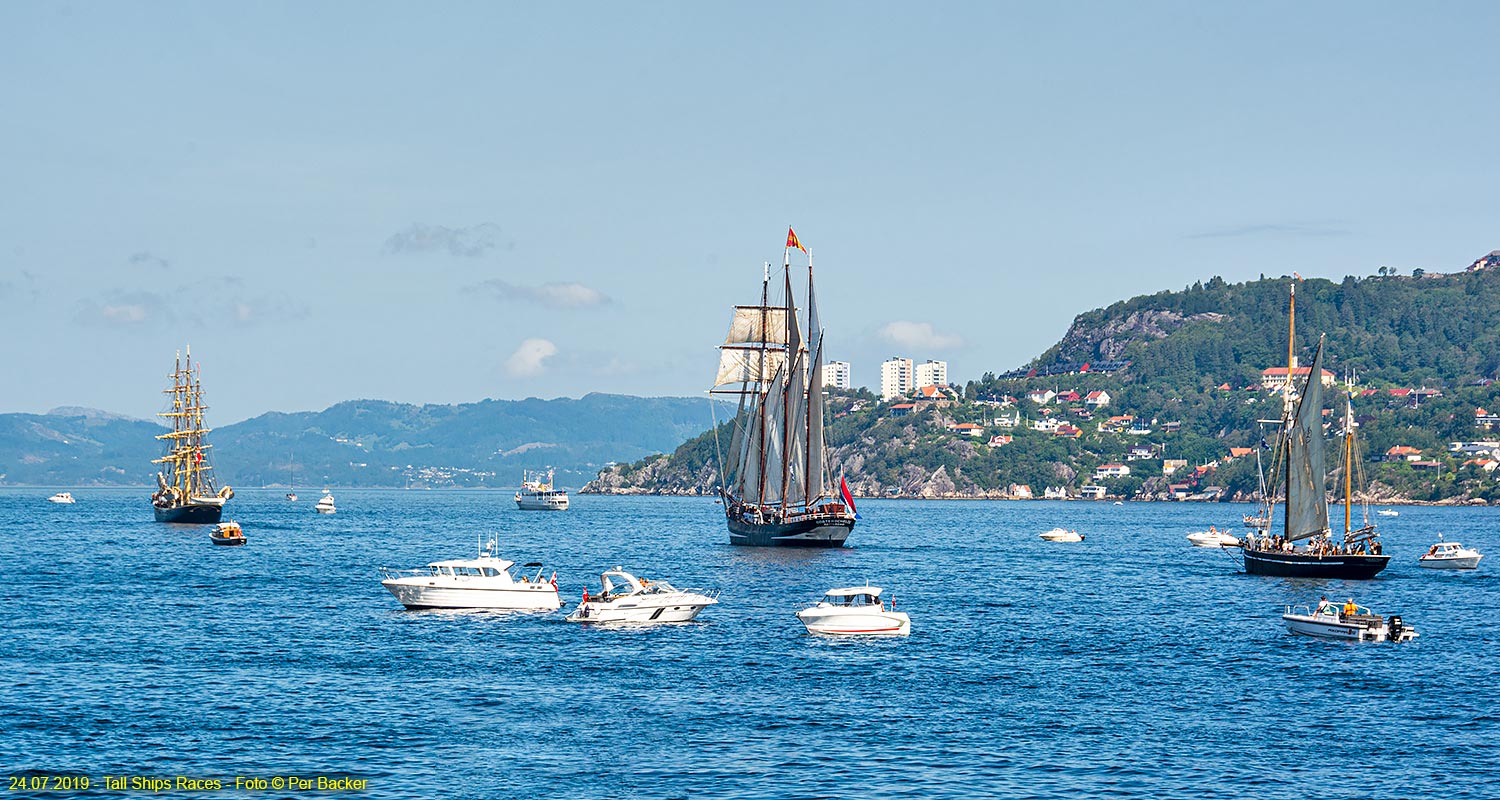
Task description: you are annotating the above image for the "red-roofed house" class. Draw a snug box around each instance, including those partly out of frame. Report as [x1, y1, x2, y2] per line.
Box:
[890, 403, 915, 417]
[989, 435, 1013, 448]
[947, 422, 985, 437]
[1228, 447, 1254, 459]
[1094, 463, 1131, 479]
[1385, 445, 1422, 462]
[1085, 390, 1111, 407]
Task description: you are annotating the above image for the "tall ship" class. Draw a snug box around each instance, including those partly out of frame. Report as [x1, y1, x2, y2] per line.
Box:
[1241, 285, 1388, 579]
[150, 347, 233, 523]
[710, 229, 856, 547]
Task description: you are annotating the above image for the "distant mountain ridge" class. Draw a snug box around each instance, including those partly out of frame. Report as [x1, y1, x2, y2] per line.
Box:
[0, 393, 724, 488]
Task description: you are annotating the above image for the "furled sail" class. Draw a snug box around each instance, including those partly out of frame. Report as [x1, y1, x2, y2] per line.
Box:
[1284, 339, 1329, 541]
[781, 272, 806, 507]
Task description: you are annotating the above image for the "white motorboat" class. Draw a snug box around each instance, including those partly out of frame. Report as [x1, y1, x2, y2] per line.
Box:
[380, 537, 560, 610]
[1377, 509, 1399, 517]
[1419, 538, 1483, 570]
[796, 586, 910, 636]
[565, 568, 717, 623]
[47, 492, 76, 504]
[1282, 598, 1417, 643]
[515, 468, 569, 511]
[315, 492, 336, 514]
[1186, 527, 1241, 548]
[1040, 527, 1083, 542]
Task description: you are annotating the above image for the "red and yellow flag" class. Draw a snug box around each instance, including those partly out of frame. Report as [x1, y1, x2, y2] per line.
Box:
[786, 227, 807, 254]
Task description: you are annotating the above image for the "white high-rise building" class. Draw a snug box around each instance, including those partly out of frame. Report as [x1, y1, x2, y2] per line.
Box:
[881, 357, 913, 401]
[915, 359, 948, 389]
[821, 361, 851, 390]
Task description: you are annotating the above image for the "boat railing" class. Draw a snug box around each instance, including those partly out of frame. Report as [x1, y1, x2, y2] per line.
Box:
[378, 567, 433, 581]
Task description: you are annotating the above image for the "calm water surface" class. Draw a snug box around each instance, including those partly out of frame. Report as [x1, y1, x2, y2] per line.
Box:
[2, 489, 1497, 799]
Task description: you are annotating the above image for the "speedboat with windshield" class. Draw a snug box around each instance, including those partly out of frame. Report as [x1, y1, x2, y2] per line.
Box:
[1419, 537, 1483, 570]
[564, 568, 717, 623]
[379, 537, 560, 610]
[1040, 528, 1083, 542]
[1186, 526, 1240, 547]
[315, 492, 336, 514]
[1282, 598, 1417, 643]
[47, 492, 76, 504]
[795, 586, 910, 636]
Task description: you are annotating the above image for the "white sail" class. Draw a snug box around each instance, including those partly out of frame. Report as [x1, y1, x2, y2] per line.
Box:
[714, 347, 789, 388]
[723, 306, 789, 346]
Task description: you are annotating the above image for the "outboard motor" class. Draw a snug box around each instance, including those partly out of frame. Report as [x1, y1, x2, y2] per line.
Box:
[1389, 615, 1404, 640]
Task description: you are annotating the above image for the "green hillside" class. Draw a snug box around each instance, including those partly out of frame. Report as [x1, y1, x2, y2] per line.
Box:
[586, 268, 1500, 503]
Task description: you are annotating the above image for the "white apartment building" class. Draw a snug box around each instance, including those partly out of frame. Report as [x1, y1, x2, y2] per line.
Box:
[880, 357, 913, 400]
[915, 359, 948, 389]
[821, 361, 851, 390]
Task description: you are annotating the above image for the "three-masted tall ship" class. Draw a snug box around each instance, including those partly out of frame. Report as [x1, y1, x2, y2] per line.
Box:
[150, 347, 233, 523]
[710, 230, 856, 547]
[1241, 285, 1388, 579]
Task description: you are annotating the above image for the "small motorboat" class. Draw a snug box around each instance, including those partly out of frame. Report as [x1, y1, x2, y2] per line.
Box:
[1419, 537, 1483, 570]
[315, 492, 336, 514]
[796, 586, 910, 636]
[565, 568, 717, 624]
[1040, 527, 1083, 542]
[1377, 509, 1399, 517]
[380, 537, 560, 610]
[209, 521, 245, 546]
[1186, 527, 1241, 548]
[47, 492, 76, 504]
[1282, 598, 1417, 643]
[1243, 513, 1270, 530]
[286, 492, 298, 502]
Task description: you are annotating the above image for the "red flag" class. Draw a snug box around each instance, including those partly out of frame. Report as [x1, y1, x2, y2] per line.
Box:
[840, 476, 859, 519]
[786, 227, 807, 253]
[550, 572, 557, 590]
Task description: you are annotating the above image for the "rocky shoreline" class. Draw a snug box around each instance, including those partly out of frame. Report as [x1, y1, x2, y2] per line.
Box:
[580, 463, 1492, 505]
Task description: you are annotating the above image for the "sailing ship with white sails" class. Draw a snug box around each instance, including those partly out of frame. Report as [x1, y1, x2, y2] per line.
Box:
[150, 347, 234, 523]
[710, 229, 856, 547]
[1240, 286, 1388, 579]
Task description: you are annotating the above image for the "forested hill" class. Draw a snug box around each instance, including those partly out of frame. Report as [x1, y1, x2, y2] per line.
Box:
[1028, 268, 1500, 390]
[585, 264, 1500, 503]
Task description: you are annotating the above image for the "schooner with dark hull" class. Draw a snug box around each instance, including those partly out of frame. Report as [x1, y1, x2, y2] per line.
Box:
[712, 230, 855, 547]
[151, 348, 233, 523]
[1241, 286, 1388, 579]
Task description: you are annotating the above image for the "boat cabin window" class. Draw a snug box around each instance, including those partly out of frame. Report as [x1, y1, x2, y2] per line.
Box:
[480, 567, 500, 577]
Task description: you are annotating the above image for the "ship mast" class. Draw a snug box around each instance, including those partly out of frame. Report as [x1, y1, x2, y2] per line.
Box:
[758, 262, 770, 508]
[1283, 284, 1295, 538]
[1344, 386, 1354, 537]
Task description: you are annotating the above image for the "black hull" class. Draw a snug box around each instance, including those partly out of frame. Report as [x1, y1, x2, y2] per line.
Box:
[154, 503, 224, 524]
[725, 513, 855, 547]
[210, 536, 244, 546]
[1243, 548, 1389, 579]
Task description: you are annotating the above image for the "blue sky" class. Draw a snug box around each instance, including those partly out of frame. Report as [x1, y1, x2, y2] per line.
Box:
[2, 3, 1496, 423]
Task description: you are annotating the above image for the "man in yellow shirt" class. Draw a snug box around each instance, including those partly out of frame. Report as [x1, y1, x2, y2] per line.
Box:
[1343, 598, 1357, 616]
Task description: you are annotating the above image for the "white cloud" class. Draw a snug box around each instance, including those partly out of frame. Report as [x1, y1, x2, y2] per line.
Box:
[505, 338, 558, 377]
[383, 223, 501, 258]
[101, 304, 148, 323]
[479, 279, 610, 309]
[876, 321, 964, 351]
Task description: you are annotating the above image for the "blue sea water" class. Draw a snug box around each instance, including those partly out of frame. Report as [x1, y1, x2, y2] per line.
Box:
[1, 488, 1497, 799]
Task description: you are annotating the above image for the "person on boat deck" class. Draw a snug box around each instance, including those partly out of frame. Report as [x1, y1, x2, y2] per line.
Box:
[1343, 598, 1357, 616]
